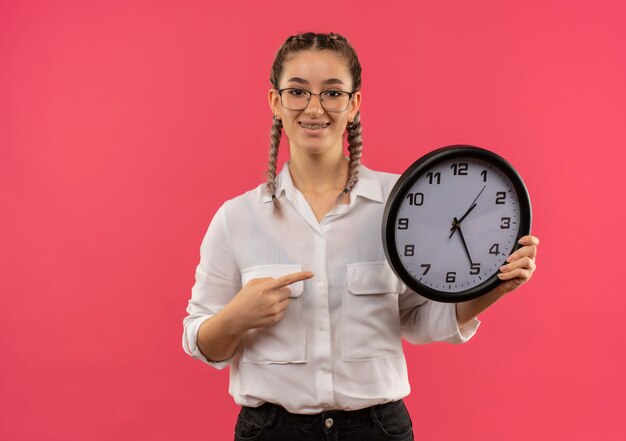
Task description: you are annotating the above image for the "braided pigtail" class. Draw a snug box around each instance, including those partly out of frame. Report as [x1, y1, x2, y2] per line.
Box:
[266, 116, 282, 208]
[340, 111, 362, 199]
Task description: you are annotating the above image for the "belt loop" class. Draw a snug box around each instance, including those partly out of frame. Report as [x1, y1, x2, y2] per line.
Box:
[265, 403, 279, 429]
[369, 404, 381, 427]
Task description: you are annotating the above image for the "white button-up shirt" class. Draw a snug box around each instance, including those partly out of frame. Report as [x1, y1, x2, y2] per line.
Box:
[182, 162, 480, 414]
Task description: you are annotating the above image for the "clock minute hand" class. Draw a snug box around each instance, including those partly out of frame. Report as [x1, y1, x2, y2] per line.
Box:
[453, 218, 474, 266]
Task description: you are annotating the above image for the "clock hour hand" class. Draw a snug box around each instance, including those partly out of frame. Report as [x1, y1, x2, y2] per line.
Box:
[449, 184, 487, 234]
[459, 202, 476, 224]
[449, 203, 476, 237]
[452, 218, 474, 266]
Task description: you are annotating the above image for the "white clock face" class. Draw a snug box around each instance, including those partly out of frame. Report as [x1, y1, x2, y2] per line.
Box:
[394, 156, 521, 294]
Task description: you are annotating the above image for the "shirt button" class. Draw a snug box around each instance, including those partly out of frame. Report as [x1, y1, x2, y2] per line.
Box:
[320, 365, 328, 372]
[325, 418, 334, 429]
[317, 281, 325, 288]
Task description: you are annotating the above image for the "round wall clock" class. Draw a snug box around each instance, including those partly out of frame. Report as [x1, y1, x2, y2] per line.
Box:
[382, 145, 532, 303]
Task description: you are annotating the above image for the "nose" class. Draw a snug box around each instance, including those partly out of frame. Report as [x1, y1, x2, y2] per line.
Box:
[305, 93, 324, 116]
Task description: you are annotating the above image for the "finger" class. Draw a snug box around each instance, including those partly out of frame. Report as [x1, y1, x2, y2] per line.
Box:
[498, 267, 531, 281]
[265, 299, 291, 326]
[266, 271, 314, 290]
[506, 245, 538, 262]
[260, 308, 287, 328]
[246, 277, 275, 286]
[271, 296, 290, 312]
[500, 256, 536, 273]
[518, 235, 540, 247]
[274, 286, 293, 301]
[259, 286, 292, 305]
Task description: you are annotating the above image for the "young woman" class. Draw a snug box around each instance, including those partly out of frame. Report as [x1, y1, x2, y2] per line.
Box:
[182, 32, 539, 441]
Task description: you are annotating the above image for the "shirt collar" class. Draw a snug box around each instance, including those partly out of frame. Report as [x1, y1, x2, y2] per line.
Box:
[259, 161, 293, 203]
[261, 160, 384, 204]
[349, 163, 384, 203]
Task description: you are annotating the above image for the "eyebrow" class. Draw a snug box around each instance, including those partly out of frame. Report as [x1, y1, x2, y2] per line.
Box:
[286, 77, 346, 86]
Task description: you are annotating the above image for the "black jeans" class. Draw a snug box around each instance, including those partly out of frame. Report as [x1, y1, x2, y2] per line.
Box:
[234, 399, 414, 441]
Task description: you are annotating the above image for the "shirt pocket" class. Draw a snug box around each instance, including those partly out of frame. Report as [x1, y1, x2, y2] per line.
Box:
[342, 261, 406, 362]
[240, 264, 306, 364]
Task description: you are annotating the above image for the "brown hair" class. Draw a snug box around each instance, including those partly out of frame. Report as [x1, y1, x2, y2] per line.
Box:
[266, 32, 363, 208]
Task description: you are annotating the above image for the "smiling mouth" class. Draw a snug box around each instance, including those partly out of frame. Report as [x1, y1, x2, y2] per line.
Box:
[298, 122, 330, 130]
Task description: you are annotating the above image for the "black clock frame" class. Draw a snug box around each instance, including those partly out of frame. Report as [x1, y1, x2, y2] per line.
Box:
[382, 145, 532, 303]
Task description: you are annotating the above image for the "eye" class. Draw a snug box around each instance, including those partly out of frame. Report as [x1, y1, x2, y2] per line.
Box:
[323, 90, 343, 98]
[289, 88, 307, 96]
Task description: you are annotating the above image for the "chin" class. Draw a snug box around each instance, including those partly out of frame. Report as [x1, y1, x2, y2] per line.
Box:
[300, 138, 340, 154]
[300, 145, 329, 156]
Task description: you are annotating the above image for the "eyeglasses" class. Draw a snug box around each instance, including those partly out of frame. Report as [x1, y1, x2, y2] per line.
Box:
[276, 88, 354, 112]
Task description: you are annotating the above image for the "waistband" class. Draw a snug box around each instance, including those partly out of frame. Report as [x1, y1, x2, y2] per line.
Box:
[243, 399, 405, 431]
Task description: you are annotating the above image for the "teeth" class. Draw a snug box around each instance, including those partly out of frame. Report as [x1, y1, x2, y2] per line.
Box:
[300, 122, 329, 130]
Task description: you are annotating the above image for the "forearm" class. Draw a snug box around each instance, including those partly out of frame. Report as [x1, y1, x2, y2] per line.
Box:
[197, 309, 246, 362]
[455, 284, 506, 327]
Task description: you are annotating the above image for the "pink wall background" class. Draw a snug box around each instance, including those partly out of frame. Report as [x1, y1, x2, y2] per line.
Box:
[2, 0, 625, 440]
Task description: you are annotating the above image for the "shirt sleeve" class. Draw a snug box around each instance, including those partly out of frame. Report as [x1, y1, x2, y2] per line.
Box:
[398, 286, 480, 344]
[182, 203, 242, 369]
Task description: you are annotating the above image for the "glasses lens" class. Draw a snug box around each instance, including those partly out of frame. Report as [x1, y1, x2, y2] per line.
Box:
[320, 91, 350, 112]
[281, 89, 310, 110]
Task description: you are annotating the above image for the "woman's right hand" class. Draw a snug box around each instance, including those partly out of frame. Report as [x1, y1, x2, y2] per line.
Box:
[222, 271, 314, 333]
[196, 271, 314, 362]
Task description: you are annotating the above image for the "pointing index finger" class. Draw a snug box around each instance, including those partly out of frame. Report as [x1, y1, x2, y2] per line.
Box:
[268, 271, 314, 289]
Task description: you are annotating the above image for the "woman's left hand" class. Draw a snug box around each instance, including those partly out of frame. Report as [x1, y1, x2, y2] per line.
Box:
[497, 235, 539, 294]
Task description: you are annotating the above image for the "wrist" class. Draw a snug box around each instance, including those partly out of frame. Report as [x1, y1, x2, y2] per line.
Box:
[485, 281, 507, 299]
[495, 280, 514, 297]
[217, 306, 248, 337]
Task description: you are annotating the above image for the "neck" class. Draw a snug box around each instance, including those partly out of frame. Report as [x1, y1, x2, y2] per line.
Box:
[288, 148, 349, 193]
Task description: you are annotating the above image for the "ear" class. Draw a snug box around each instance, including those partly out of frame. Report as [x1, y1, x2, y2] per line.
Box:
[268, 88, 282, 118]
[348, 91, 362, 122]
